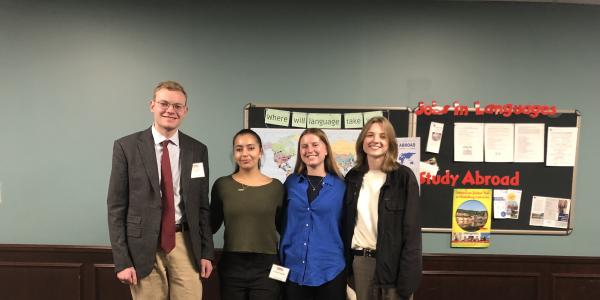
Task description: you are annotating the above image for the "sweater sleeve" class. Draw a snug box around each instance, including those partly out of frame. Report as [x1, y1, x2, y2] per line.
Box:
[275, 182, 286, 235]
[209, 178, 224, 234]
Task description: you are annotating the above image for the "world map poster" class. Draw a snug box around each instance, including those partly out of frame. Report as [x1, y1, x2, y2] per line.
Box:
[252, 128, 360, 183]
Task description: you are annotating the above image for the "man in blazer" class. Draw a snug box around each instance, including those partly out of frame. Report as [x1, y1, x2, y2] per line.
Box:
[107, 81, 214, 299]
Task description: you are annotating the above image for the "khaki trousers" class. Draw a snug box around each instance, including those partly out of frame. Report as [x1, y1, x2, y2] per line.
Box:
[130, 232, 202, 300]
[351, 255, 412, 300]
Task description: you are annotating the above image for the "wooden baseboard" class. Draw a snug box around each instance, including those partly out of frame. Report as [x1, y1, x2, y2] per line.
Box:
[1, 245, 599, 300]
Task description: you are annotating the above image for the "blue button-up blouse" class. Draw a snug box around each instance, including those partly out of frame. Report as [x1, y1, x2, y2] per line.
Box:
[280, 172, 346, 286]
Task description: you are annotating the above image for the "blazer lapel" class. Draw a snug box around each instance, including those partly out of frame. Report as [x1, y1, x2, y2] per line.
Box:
[179, 132, 192, 204]
[138, 128, 160, 194]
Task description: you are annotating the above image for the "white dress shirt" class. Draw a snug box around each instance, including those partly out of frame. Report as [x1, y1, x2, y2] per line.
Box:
[152, 125, 184, 224]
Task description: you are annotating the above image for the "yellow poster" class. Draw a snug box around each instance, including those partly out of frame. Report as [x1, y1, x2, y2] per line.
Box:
[451, 189, 492, 248]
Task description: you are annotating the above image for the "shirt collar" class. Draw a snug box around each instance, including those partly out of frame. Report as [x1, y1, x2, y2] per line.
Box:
[151, 125, 180, 147]
[297, 172, 335, 186]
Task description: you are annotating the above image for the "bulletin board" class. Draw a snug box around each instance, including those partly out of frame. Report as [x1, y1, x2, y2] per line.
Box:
[415, 109, 581, 235]
[243, 103, 411, 184]
[244, 103, 580, 235]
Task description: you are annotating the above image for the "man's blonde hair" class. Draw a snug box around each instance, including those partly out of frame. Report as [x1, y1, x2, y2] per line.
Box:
[153, 81, 187, 103]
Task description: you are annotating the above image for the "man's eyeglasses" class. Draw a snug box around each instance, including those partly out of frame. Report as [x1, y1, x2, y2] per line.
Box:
[154, 100, 186, 112]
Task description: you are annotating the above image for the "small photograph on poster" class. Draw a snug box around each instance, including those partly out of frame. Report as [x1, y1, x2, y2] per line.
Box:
[452, 232, 491, 247]
[452, 189, 492, 248]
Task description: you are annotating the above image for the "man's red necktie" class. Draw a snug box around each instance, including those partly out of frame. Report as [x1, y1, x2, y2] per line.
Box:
[160, 140, 176, 253]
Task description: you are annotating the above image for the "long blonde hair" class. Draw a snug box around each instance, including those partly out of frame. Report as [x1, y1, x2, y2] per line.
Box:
[294, 128, 343, 178]
[354, 116, 399, 173]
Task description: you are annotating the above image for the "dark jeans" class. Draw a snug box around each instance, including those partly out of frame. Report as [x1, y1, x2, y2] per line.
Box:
[219, 252, 282, 300]
[284, 269, 346, 300]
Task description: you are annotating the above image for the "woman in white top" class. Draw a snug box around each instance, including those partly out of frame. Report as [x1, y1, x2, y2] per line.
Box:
[343, 116, 422, 300]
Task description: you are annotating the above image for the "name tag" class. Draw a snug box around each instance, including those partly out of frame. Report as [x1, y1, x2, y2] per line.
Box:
[268, 264, 289, 282]
[191, 162, 205, 178]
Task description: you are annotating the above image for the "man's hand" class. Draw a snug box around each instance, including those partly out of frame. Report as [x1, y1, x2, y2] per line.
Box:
[117, 267, 138, 285]
[200, 259, 213, 278]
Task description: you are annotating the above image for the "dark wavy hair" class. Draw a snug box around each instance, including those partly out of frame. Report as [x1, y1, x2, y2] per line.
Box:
[232, 129, 263, 173]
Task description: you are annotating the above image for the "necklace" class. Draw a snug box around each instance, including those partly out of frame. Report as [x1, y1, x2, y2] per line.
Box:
[237, 183, 248, 192]
[307, 176, 324, 192]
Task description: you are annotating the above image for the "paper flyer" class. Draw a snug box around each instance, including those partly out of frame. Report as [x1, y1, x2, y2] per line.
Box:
[396, 137, 420, 181]
[514, 123, 545, 163]
[452, 189, 492, 248]
[454, 123, 484, 162]
[529, 196, 571, 228]
[484, 123, 514, 162]
[493, 189, 522, 219]
[419, 157, 439, 179]
[426, 122, 444, 154]
[546, 127, 579, 167]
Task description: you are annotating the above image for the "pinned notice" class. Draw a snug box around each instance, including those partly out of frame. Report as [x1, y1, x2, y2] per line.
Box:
[546, 127, 578, 167]
[307, 113, 342, 129]
[426, 122, 444, 154]
[514, 123, 545, 163]
[344, 112, 364, 128]
[396, 137, 420, 181]
[363, 111, 383, 122]
[454, 123, 484, 162]
[530, 196, 570, 228]
[291, 112, 307, 128]
[265, 108, 290, 127]
[419, 157, 439, 178]
[484, 123, 514, 162]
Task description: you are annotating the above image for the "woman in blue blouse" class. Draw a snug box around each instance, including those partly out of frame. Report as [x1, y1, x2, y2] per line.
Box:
[280, 128, 346, 300]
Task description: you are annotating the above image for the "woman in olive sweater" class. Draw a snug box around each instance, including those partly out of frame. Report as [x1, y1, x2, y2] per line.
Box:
[210, 129, 285, 300]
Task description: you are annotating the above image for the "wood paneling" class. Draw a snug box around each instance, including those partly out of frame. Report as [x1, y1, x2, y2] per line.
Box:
[1, 245, 599, 300]
[417, 254, 600, 300]
[93, 264, 130, 300]
[552, 273, 600, 300]
[419, 271, 540, 300]
[0, 262, 82, 300]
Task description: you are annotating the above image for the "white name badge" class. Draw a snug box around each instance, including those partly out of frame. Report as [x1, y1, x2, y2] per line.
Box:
[191, 162, 205, 178]
[268, 264, 289, 282]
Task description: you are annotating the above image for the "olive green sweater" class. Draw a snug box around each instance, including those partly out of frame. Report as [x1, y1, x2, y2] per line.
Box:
[210, 175, 285, 254]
